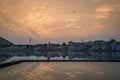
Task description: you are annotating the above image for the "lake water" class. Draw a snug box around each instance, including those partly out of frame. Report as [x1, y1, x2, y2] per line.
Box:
[0, 52, 120, 64]
[0, 62, 120, 80]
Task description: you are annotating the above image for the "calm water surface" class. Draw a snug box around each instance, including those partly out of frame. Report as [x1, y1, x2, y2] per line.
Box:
[0, 62, 120, 80]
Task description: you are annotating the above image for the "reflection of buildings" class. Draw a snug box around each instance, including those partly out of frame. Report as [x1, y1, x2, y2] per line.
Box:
[112, 52, 120, 60]
[1, 37, 120, 63]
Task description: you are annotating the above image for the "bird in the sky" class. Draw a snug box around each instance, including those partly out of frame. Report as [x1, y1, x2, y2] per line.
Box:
[68, 21, 71, 23]
[73, 11, 76, 13]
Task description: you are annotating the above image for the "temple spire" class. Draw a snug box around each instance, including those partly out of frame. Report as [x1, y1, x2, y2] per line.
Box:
[29, 37, 31, 45]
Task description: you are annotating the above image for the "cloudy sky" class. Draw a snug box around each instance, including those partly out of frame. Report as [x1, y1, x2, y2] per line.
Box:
[0, 0, 120, 44]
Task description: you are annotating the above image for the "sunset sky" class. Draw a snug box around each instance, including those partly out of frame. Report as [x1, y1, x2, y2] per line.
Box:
[0, 0, 120, 44]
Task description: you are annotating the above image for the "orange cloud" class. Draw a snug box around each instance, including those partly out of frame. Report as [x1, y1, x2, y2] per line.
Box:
[95, 5, 113, 19]
[96, 6, 113, 13]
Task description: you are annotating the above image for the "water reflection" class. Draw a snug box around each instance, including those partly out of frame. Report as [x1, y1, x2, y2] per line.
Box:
[0, 51, 120, 63]
[0, 62, 120, 80]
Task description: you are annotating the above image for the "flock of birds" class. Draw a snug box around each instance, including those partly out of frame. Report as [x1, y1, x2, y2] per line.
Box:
[67, 10, 76, 24]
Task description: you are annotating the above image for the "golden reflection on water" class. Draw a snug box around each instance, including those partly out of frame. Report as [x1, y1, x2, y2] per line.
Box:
[0, 62, 120, 80]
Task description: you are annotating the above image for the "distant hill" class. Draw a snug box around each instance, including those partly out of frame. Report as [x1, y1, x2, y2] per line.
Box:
[0, 37, 13, 46]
